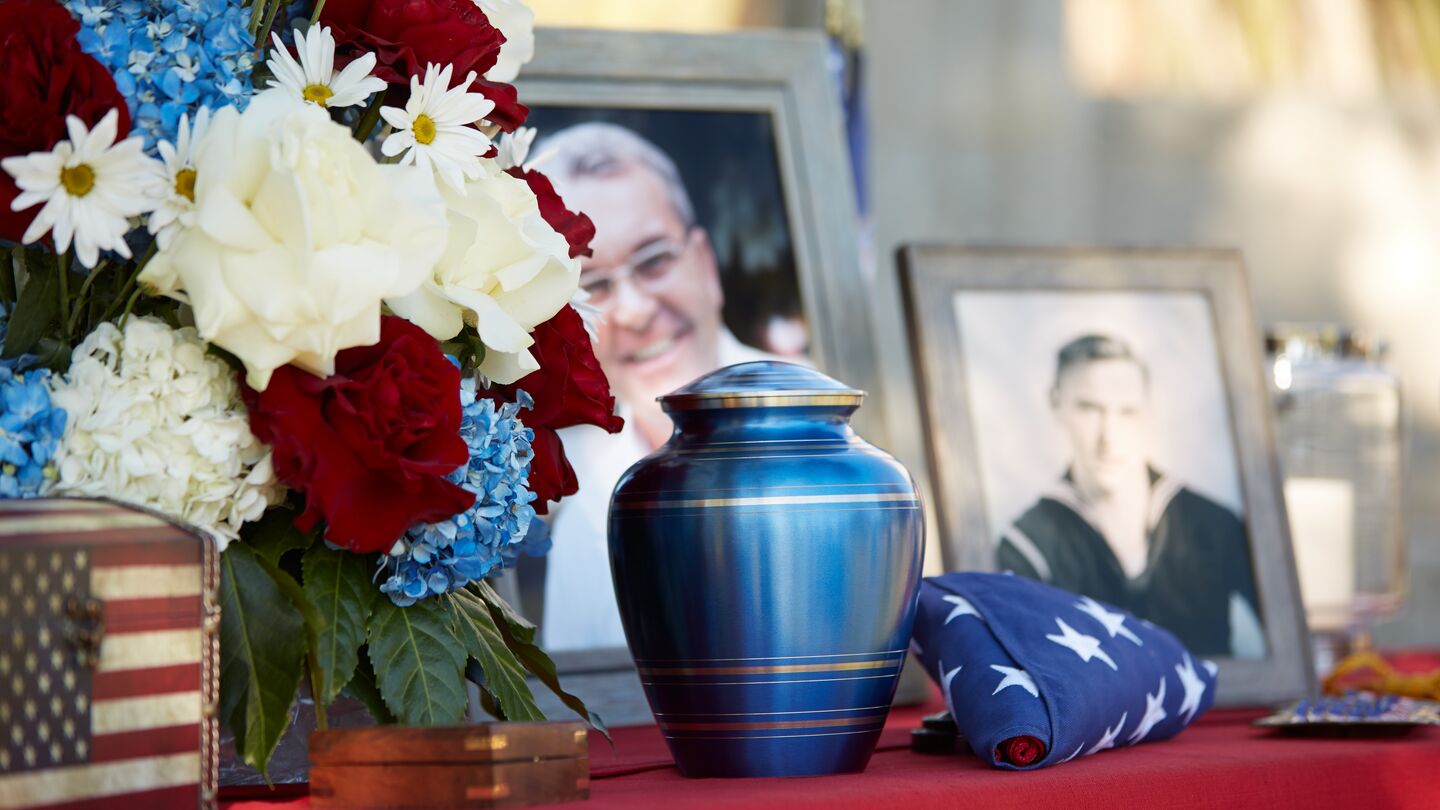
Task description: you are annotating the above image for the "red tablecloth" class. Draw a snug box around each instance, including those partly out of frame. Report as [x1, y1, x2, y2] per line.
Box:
[222, 700, 1440, 810]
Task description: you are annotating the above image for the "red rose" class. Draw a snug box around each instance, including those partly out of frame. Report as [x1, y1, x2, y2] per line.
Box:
[243, 316, 475, 553]
[507, 167, 595, 259]
[472, 77, 527, 133]
[319, 0, 528, 130]
[490, 305, 623, 510]
[996, 735, 1046, 767]
[0, 0, 130, 242]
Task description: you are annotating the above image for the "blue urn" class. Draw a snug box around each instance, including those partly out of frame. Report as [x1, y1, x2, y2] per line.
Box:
[607, 362, 924, 778]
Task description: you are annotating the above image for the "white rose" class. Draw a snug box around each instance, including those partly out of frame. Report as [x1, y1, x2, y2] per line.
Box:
[140, 91, 449, 390]
[387, 160, 579, 384]
[477, 0, 536, 84]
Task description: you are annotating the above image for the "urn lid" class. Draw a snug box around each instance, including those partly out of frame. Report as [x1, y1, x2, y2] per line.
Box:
[659, 361, 865, 412]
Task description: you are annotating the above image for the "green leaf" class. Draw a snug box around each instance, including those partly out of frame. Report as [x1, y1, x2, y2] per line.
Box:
[439, 329, 487, 373]
[4, 262, 59, 359]
[472, 677, 503, 720]
[3, 248, 20, 303]
[219, 544, 306, 782]
[248, 551, 331, 728]
[302, 544, 377, 705]
[343, 649, 397, 724]
[367, 597, 468, 725]
[449, 591, 544, 722]
[474, 581, 537, 644]
[240, 504, 316, 566]
[473, 584, 608, 739]
[251, 552, 326, 688]
[31, 337, 72, 374]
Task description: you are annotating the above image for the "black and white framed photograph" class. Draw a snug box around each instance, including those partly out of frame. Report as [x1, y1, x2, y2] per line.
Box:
[899, 246, 1314, 705]
[498, 27, 884, 723]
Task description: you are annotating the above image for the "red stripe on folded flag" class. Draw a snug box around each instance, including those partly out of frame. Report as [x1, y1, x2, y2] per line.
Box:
[90, 541, 199, 568]
[44, 783, 198, 810]
[93, 663, 201, 701]
[90, 724, 201, 764]
[103, 595, 202, 635]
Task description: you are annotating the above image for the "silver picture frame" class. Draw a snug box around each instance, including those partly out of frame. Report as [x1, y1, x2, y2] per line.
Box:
[507, 28, 899, 726]
[897, 245, 1314, 706]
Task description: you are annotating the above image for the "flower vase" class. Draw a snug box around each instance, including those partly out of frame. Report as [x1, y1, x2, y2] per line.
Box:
[607, 362, 925, 778]
[218, 684, 376, 788]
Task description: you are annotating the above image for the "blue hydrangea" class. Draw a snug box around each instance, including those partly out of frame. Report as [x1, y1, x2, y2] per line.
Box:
[66, 0, 259, 149]
[379, 383, 540, 607]
[0, 368, 66, 499]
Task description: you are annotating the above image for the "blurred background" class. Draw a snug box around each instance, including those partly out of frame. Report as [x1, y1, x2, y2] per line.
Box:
[526, 0, 1440, 651]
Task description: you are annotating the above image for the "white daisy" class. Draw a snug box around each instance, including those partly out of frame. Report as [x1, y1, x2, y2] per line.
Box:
[380, 63, 496, 191]
[266, 25, 385, 109]
[2, 109, 160, 269]
[494, 126, 536, 171]
[147, 108, 211, 251]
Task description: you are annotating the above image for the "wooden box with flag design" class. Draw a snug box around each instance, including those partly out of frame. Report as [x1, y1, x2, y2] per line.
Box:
[308, 722, 589, 809]
[0, 499, 219, 810]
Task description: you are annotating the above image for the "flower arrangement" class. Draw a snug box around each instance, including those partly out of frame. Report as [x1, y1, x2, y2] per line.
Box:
[0, 0, 621, 779]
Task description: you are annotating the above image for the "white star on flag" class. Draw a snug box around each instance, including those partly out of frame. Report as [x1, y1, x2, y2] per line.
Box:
[1202, 659, 1219, 677]
[1175, 654, 1206, 724]
[1085, 712, 1128, 755]
[1059, 743, 1086, 764]
[940, 659, 962, 715]
[990, 664, 1039, 698]
[1046, 617, 1118, 671]
[1075, 596, 1143, 645]
[1128, 676, 1168, 742]
[942, 594, 983, 624]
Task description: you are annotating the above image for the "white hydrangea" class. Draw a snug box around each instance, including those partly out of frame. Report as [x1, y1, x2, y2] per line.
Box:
[49, 317, 284, 549]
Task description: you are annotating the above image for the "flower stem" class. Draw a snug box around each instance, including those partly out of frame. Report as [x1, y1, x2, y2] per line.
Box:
[308, 656, 329, 730]
[65, 260, 107, 338]
[248, 0, 267, 37]
[353, 93, 385, 142]
[116, 287, 143, 330]
[256, 0, 285, 48]
[56, 253, 71, 339]
[309, 0, 327, 25]
[97, 243, 157, 325]
[2, 249, 19, 304]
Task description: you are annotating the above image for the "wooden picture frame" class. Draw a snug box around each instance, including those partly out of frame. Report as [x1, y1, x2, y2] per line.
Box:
[898, 245, 1314, 706]
[503, 28, 889, 725]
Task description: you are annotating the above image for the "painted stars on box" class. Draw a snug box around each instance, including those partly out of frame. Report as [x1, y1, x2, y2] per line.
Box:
[911, 572, 1220, 770]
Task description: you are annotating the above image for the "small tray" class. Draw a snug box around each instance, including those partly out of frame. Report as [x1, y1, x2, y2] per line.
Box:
[308, 722, 589, 809]
[1253, 694, 1440, 738]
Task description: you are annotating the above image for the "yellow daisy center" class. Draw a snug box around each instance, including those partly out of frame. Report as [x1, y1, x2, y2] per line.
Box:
[412, 114, 437, 145]
[60, 164, 95, 197]
[174, 168, 197, 202]
[302, 83, 333, 106]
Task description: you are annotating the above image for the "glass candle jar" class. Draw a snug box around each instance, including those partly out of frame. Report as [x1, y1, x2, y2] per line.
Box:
[1266, 325, 1406, 646]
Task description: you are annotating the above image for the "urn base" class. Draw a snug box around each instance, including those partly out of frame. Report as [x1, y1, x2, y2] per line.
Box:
[668, 729, 883, 778]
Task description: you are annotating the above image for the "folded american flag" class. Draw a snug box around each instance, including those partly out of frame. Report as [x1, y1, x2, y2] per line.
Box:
[0, 499, 217, 809]
[912, 572, 1218, 769]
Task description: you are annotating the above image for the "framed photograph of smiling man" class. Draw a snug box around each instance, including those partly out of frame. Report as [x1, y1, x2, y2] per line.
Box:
[497, 27, 883, 722]
[899, 246, 1313, 706]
